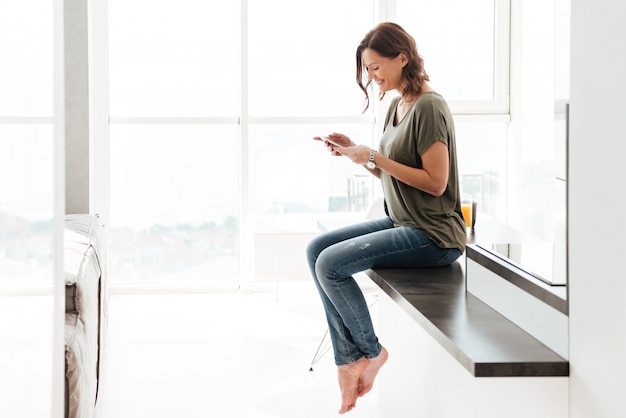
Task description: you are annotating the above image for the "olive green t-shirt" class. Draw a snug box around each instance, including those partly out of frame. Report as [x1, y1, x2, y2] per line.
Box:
[379, 92, 466, 253]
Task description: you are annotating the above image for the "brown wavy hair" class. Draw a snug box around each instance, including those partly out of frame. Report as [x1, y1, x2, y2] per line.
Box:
[356, 22, 429, 112]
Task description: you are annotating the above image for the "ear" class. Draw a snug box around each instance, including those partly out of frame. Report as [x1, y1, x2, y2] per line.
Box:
[398, 53, 409, 67]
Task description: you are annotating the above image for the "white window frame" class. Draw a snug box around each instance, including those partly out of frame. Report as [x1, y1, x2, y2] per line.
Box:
[446, 0, 511, 116]
[381, 0, 510, 116]
[92, 0, 512, 289]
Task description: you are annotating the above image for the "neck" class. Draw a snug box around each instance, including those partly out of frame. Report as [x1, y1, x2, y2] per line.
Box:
[400, 85, 431, 105]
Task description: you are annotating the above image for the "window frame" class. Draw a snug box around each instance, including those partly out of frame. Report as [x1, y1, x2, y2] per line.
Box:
[445, 0, 511, 116]
[94, 0, 512, 289]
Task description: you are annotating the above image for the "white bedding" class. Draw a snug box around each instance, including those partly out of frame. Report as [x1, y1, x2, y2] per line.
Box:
[64, 214, 107, 418]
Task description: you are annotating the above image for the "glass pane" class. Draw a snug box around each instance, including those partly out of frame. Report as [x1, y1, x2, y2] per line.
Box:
[396, 0, 496, 101]
[0, 126, 55, 226]
[109, 125, 239, 284]
[108, 0, 239, 117]
[0, 2, 53, 116]
[248, 0, 375, 117]
[249, 123, 376, 233]
[455, 120, 508, 221]
[0, 125, 55, 415]
[555, 0, 570, 101]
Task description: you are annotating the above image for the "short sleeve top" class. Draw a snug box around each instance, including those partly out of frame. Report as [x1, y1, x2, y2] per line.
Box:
[378, 92, 466, 252]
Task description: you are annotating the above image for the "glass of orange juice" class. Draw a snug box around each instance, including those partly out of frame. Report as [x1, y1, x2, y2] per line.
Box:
[461, 195, 473, 229]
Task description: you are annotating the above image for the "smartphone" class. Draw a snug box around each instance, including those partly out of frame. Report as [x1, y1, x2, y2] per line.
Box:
[320, 136, 342, 147]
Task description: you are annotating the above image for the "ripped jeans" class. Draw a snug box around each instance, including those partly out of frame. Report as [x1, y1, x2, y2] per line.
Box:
[306, 216, 461, 366]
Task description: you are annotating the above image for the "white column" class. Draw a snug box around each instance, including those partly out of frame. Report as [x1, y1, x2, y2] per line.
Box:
[64, 0, 90, 214]
[569, 0, 626, 416]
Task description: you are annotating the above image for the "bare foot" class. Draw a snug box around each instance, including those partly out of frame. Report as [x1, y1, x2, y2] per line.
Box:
[358, 346, 389, 397]
[337, 357, 368, 414]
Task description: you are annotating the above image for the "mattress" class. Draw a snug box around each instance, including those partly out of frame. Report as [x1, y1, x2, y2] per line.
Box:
[64, 214, 107, 418]
[65, 313, 88, 418]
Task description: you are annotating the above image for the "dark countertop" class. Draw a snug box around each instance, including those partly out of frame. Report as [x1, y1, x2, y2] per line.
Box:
[363, 261, 569, 377]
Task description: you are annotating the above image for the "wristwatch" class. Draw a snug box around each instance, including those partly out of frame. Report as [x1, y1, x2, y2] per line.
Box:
[366, 149, 377, 169]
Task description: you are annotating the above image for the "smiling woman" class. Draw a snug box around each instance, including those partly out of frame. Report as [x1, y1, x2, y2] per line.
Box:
[307, 22, 466, 414]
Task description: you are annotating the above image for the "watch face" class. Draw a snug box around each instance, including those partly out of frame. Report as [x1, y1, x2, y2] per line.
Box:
[366, 161, 376, 169]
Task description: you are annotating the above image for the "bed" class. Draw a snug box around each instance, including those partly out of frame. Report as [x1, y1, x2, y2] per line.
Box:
[64, 214, 108, 418]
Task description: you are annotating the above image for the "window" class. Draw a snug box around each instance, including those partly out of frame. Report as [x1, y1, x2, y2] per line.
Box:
[395, 0, 510, 113]
[0, 2, 56, 416]
[246, 0, 377, 227]
[455, 118, 508, 217]
[510, 0, 569, 270]
[108, 1, 239, 118]
[395, 0, 510, 219]
[104, 0, 510, 287]
[247, 1, 374, 117]
[108, 0, 240, 287]
[107, 0, 377, 286]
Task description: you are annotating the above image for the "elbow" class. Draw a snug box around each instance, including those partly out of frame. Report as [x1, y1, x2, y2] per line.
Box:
[411, 181, 446, 196]
[430, 187, 446, 197]
[429, 181, 447, 197]
[420, 171, 448, 197]
[419, 184, 445, 197]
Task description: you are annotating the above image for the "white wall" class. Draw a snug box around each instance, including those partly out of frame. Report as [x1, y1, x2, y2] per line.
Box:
[569, 0, 626, 417]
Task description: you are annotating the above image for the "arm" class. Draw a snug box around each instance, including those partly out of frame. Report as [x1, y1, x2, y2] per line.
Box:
[373, 141, 449, 196]
[317, 133, 450, 196]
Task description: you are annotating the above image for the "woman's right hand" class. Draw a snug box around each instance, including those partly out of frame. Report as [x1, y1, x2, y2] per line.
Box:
[313, 133, 353, 147]
[314, 133, 355, 156]
[326, 133, 354, 148]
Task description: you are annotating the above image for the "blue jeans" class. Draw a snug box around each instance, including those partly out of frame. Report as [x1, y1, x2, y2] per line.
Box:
[306, 216, 462, 366]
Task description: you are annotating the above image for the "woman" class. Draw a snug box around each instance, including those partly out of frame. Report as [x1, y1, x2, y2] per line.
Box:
[306, 22, 466, 414]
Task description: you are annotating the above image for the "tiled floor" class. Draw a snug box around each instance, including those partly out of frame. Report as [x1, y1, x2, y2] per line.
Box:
[94, 283, 391, 418]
